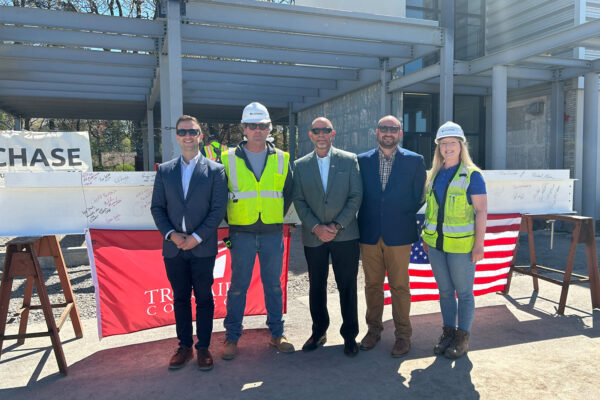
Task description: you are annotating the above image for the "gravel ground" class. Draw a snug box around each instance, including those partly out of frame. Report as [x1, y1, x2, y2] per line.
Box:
[0, 228, 366, 326]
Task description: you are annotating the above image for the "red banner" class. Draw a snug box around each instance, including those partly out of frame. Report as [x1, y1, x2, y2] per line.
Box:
[88, 226, 291, 338]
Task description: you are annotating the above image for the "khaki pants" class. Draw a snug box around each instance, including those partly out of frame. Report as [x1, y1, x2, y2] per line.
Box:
[360, 238, 412, 340]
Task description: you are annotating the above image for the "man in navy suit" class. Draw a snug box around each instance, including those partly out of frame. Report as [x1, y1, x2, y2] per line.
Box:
[151, 115, 228, 370]
[357, 115, 426, 357]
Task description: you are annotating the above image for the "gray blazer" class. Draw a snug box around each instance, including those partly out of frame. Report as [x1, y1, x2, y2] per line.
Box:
[292, 146, 363, 247]
[151, 154, 228, 258]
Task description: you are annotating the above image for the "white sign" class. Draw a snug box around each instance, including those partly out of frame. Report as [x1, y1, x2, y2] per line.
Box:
[0, 130, 93, 172]
[0, 170, 573, 236]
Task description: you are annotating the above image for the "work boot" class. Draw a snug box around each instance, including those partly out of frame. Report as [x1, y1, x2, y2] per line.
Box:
[359, 331, 381, 351]
[391, 338, 411, 358]
[269, 336, 295, 353]
[444, 329, 469, 359]
[221, 340, 238, 360]
[433, 326, 456, 355]
[168, 346, 193, 370]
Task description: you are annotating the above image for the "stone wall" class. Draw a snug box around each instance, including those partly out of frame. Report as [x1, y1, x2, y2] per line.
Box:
[296, 83, 403, 157]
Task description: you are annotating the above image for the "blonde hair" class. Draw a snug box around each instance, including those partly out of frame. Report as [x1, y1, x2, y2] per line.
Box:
[424, 138, 481, 192]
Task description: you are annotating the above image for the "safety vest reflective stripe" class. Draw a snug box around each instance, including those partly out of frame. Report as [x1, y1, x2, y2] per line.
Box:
[205, 146, 214, 159]
[443, 223, 475, 234]
[227, 150, 239, 193]
[228, 191, 257, 200]
[276, 149, 284, 174]
[424, 222, 437, 231]
[227, 190, 283, 200]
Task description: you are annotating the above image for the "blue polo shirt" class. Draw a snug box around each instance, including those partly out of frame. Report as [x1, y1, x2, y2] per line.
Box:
[434, 164, 486, 205]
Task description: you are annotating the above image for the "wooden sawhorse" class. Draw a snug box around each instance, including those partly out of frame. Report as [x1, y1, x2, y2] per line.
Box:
[0, 236, 83, 375]
[503, 214, 600, 315]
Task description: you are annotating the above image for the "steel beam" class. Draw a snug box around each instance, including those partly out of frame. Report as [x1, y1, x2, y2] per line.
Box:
[161, 0, 184, 161]
[146, 107, 155, 171]
[582, 72, 599, 219]
[550, 81, 565, 169]
[388, 64, 440, 92]
[439, 0, 454, 124]
[0, 80, 148, 95]
[182, 41, 402, 70]
[380, 58, 391, 116]
[182, 58, 358, 80]
[0, 44, 157, 67]
[0, 25, 156, 52]
[0, 71, 151, 88]
[468, 19, 600, 74]
[185, 91, 303, 104]
[182, 71, 337, 90]
[0, 5, 163, 36]
[185, 97, 288, 108]
[0, 88, 145, 102]
[186, 0, 442, 46]
[491, 65, 507, 169]
[0, 59, 155, 78]
[523, 56, 591, 68]
[180, 24, 417, 58]
[402, 82, 489, 96]
[183, 81, 318, 97]
[289, 104, 296, 161]
[293, 69, 381, 112]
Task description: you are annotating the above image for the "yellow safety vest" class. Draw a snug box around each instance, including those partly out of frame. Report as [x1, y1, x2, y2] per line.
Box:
[204, 142, 228, 161]
[422, 163, 476, 253]
[222, 148, 289, 225]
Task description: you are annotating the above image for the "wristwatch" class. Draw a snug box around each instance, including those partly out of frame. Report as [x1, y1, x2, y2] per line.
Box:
[334, 222, 343, 231]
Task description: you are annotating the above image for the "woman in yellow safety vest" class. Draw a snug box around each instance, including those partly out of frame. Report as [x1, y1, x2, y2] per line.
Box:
[422, 121, 488, 359]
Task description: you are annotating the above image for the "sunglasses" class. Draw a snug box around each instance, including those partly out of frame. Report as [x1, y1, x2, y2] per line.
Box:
[176, 129, 201, 137]
[244, 123, 270, 130]
[378, 125, 401, 133]
[311, 127, 333, 135]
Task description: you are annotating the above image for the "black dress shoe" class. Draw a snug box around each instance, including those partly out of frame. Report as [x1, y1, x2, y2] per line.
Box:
[302, 334, 327, 352]
[344, 340, 359, 357]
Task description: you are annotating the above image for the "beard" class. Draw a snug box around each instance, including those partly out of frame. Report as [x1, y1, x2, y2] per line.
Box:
[378, 136, 398, 149]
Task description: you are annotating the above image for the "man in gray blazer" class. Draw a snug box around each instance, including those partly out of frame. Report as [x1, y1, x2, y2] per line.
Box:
[292, 117, 363, 356]
[151, 115, 228, 371]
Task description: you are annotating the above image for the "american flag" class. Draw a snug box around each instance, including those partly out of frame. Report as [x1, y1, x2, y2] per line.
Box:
[384, 213, 522, 303]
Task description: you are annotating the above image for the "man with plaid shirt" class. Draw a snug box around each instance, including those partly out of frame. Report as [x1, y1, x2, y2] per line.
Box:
[357, 115, 426, 357]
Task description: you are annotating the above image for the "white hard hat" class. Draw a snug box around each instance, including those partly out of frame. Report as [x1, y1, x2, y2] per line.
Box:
[241, 102, 271, 123]
[435, 121, 465, 143]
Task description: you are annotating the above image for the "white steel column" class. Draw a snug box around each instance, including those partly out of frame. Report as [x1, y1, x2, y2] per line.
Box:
[491, 65, 507, 169]
[159, 0, 183, 161]
[582, 72, 599, 219]
[147, 107, 155, 170]
[550, 81, 565, 169]
[288, 103, 296, 161]
[439, 0, 454, 124]
[380, 58, 392, 116]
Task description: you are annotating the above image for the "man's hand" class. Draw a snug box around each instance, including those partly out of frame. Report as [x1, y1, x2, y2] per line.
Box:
[170, 232, 187, 247]
[179, 235, 200, 251]
[422, 241, 428, 254]
[313, 224, 337, 243]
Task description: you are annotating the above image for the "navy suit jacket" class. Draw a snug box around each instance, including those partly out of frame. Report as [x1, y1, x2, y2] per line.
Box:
[151, 154, 228, 258]
[357, 147, 426, 246]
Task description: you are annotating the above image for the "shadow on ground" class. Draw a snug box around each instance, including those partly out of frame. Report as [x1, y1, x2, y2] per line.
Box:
[2, 302, 598, 400]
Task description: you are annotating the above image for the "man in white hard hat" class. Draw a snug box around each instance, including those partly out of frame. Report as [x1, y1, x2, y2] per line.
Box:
[220, 102, 295, 360]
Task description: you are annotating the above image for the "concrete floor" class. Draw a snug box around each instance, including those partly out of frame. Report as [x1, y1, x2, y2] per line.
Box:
[1, 271, 599, 400]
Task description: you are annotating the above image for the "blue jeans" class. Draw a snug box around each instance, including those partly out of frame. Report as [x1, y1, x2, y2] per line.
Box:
[224, 231, 284, 341]
[427, 247, 476, 333]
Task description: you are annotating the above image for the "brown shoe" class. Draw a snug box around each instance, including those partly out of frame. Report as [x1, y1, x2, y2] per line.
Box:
[222, 340, 237, 360]
[197, 347, 214, 371]
[391, 338, 411, 358]
[269, 336, 295, 353]
[359, 331, 381, 351]
[169, 346, 193, 370]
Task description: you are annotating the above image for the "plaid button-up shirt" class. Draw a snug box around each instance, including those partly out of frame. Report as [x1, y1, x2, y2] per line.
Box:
[379, 147, 397, 191]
